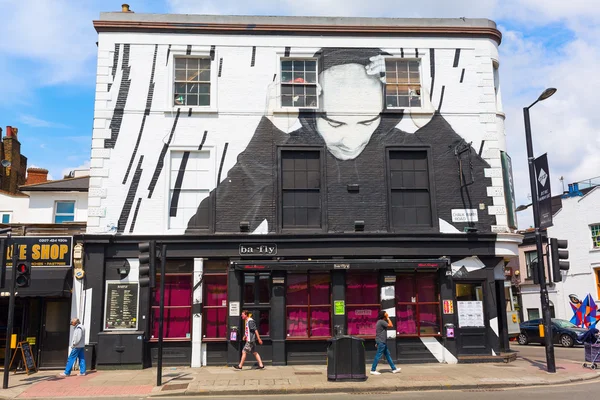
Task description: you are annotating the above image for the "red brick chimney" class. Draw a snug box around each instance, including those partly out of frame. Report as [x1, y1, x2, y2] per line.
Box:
[1, 126, 27, 193]
[26, 168, 49, 185]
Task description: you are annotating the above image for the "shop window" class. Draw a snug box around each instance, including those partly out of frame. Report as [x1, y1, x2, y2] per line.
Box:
[54, 201, 75, 223]
[591, 224, 600, 249]
[387, 150, 434, 229]
[396, 274, 440, 336]
[1, 213, 11, 224]
[151, 260, 193, 340]
[281, 150, 322, 229]
[524, 251, 537, 280]
[203, 274, 227, 339]
[596, 269, 600, 301]
[527, 308, 540, 321]
[243, 273, 271, 336]
[346, 272, 379, 336]
[286, 273, 331, 338]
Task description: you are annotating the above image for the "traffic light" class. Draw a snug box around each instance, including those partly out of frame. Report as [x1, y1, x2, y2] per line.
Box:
[138, 241, 156, 288]
[551, 238, 569, 282]
[15, 261, 31, 288]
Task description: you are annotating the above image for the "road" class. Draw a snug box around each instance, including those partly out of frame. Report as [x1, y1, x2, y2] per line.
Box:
[509, 342, 585, 363]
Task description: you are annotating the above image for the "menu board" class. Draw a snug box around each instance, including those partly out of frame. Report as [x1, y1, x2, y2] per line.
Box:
[457, 301, 485, 328]
[21, 342, 36, 372]
[104, 282, 139, 330]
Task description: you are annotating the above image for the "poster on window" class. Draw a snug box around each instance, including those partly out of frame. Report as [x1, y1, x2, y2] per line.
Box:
[457, 301, 484, 328]
[104, 281, 139, 330]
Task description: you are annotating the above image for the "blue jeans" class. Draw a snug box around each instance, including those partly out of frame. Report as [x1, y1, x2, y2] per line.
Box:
[64, 347, 86, 375]
[371, 341, 397, 371]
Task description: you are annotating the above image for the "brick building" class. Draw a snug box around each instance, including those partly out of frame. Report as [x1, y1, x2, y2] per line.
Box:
[79, 9, 522, 368]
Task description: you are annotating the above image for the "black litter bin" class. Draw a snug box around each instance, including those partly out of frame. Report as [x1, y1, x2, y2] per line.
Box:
[327, 335, 367, 381]
[84, 343, 96, 371]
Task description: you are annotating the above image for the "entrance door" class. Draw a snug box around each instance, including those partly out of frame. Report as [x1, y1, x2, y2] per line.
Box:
[455, 282, 490, 355]
[39, 300, 71, 368]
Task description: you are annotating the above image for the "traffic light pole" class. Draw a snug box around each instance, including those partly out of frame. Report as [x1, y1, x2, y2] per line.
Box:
[156, 244, 167, 387]
[524, 106, 556, 373]
[3, 243, 18, 389]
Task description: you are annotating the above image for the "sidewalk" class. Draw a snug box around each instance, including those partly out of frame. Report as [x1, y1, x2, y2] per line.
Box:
[1, 357, 598, 399]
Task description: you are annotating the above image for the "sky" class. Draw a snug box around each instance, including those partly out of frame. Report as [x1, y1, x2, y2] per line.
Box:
[0, 0, 598, 230]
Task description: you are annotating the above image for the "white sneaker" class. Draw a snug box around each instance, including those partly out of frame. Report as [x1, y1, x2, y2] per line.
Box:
[392, 368, 401, 373]
[370, 370, 381, 375]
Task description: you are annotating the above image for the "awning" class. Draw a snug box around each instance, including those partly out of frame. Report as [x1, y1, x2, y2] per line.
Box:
[3, 267, 73, 297]
[231, 259, 450, 272]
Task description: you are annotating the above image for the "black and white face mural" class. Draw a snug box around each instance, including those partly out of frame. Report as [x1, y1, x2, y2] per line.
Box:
[185, 47, 494, 234]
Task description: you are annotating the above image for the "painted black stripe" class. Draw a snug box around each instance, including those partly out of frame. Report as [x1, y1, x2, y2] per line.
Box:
[117, 156, 143, 233]
[273, 73, 277, 82]
[453, 49, 461, 67]
[186, 45, 192, 55]
[400, 48, 404, 58]
[112, 43, 120, 79]
[188, 108, 192, 117]
[122, 44, 158, 184]
[166, 44, 171, 66]
[218, 58, 223, 77]
[105, 44, 131, 149]
[460, 68, 465, 83]
[284, 46, 291, 57]
[148, 108, 181, 198]
[217, 143, 229, 184]
[198, 130, 208, 150]
[210, 45, 216, 61]
[415, 48, 419, 57]
[129, 198, 143, 233]
[381, 299, 394, 311]
[437, 85, 446, 112]
[429, 49, 435, 102]
[169, 151, 190, 217]
[251, 46, 256, 67]
[478, 140, 485, 157]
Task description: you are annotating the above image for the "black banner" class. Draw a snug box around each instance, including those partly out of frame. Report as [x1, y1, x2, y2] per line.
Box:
[5, 236, 73, 267]
[104, 282, 139, 330]
[534, 153, 553, 229]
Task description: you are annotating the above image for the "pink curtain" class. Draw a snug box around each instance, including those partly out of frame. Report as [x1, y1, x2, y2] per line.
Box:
[153, 275, 192, 306]
[347, 306, 379, 335]
[205, 276, 227, 307]
[419, 304, 440, 334]
[310, 308, 331, 336]
[287, 275, 308, 305]
[287, 308, 308, 337]
[310, 274, 330, 304]
[395, 275, 415, 302]
[396, 305, 417, 334]
[152, 308, 191, 339]
[204, 308, 227, 338]
[417, 274, 437, 302]
[346, 273, 378, 304]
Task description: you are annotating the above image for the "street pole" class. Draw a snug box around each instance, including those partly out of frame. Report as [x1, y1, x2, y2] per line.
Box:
[523, 105, 556, 373]
[156, 244, 167, 387]
[3, 241, 18, 389]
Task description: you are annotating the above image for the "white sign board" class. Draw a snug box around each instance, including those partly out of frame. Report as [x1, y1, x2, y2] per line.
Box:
[451, 209, 479, 223]
[457, 301, 485, 328]
[229, 301, 240, 317]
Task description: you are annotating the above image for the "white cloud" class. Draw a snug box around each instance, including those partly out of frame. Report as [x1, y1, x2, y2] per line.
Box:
[19, 114, 70, 129]
[60, 161, 91, 180]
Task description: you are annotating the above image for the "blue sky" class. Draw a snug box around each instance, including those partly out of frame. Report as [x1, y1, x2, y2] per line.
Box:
[0, 0, 598, 229]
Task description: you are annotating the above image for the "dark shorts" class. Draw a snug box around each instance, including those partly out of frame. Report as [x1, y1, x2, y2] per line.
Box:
[243, 342, 257, 354]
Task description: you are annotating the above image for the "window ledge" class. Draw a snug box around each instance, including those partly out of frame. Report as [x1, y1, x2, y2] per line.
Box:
[165, 107, 218, 114]
[273, 107, 317, 114]
[589, 248, 600, 253]
[382, 108, 434, 115]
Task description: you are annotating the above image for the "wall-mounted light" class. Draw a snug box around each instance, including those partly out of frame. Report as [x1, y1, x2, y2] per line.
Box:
[354, 220, 365, 232]
[239, 221, 250, 232]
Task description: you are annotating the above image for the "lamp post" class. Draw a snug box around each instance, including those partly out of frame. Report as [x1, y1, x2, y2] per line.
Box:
[523, 87, 557, 373]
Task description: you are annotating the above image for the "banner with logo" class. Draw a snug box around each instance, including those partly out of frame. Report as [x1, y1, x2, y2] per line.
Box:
[500, 151, 518, 230]
[534, 153, 553, 229]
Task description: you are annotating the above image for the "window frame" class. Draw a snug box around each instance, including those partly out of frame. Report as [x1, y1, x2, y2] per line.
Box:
[395, 273, 441, 337]
[524, 250, 537, 280]
[243, 272, 272, 338]
[165, 147, 217, 234]
[167, 49, 218, 113]
[202, 272, 228, 341]
[1, 212, 11, 224]
[277, 56, 320, 111]
[286, 272, 332, 340]
[54, 200, 76, 224]
[385, 146, 438, 232]
[345, 271, 381, 339]
[383, 58, 423, 111]
[590, 224, 600, 249]
[277, 146, 327, 233]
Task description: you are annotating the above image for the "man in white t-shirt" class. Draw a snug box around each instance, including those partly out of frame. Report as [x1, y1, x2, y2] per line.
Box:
[234, 310, 264, 370]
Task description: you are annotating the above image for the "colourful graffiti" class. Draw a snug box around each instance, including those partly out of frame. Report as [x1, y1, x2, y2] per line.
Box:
[569, 294, 600, 328]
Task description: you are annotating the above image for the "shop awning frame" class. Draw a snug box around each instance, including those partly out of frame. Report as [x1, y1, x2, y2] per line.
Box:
[2, 267, 73, 297]
[231, 258, 450, 271]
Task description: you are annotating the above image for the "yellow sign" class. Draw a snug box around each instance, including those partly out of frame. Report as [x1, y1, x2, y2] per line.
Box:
[26, 337, 36, 345]
[539, 324, 545, 338]
[4, 237, 73, 267]
[10, 334, 17, 349]
[512, 314, 518, 323]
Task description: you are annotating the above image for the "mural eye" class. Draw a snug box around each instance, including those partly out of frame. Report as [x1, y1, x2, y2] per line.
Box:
[359, 120, 375, 126]
[322, 118, 345, 128]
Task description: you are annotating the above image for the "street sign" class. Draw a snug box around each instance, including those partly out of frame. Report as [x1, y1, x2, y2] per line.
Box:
[534, 153, 553, 229]
[500, 151, 518, 229]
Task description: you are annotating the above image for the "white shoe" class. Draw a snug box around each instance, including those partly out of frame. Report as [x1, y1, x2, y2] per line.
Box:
[392, 368, 401, 373]
[370, 370, 381, 375]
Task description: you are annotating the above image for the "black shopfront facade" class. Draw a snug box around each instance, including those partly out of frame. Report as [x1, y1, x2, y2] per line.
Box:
[80, 232, 510, 368]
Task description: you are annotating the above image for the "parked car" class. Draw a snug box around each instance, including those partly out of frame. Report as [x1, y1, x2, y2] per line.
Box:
[518, 318, 588, 347]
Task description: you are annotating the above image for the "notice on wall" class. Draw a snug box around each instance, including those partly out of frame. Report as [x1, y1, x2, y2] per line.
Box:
[457, 301, 485, 328]
[443, 300, 454, 315]
[451, 209, 479, 223]
[104, 282, 139, 330]
[229, 301, 240, 317]
[334, 300, 345, 315]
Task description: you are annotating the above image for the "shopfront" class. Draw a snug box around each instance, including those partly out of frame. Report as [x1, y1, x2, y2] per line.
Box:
[81, 232, 516, 368]
[1, 236, 74, 369]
